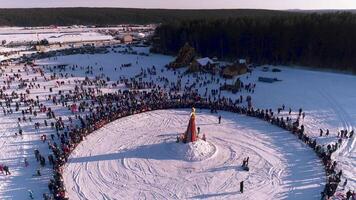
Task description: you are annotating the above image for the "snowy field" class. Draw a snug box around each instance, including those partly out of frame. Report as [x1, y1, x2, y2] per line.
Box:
[0, 25, 154, 45]
[0, 26, 152, 35]
[0, 31, 112, 44]
[63, 109, 324, 200]
[0, 45, 355, 200]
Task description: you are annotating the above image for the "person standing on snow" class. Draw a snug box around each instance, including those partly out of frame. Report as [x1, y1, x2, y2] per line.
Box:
[343, 179, 347, 190]
[28, 190, 34, 199]
[24, 158, 29, 167]
[299, 108, 303, 116]
[3, 165, 10, 175]
[34, 149, 40, 161]
[17, 122, 22, 135]
[240, 181, 244, 193]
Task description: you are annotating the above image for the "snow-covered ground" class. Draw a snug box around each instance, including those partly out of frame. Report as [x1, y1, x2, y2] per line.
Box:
[0, 45, 355, 200]
[0, 25, 154, 45]
[0, 46, 30, 53]
[0, 26, 153, 35]
[63, 109, 324, 200]
[0, 31, 112, 44]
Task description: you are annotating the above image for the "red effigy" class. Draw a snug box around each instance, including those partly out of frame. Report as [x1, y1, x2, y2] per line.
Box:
[184, 108, 197, 143]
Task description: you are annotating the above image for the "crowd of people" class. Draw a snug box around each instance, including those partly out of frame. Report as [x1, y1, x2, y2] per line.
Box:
[39, 84, 354, 199]
[0, 49, 355, 200]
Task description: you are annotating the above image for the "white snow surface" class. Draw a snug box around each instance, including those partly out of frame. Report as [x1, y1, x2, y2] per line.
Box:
[63, 109, 324, 200]
[0, 45, 354, 200]
[171, 139, 217, 161]
[0, 31, 112, 44]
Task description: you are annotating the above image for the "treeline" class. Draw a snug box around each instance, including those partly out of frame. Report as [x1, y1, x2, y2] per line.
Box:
[151, 12, 356, 73]
[0, 8, 290, 26]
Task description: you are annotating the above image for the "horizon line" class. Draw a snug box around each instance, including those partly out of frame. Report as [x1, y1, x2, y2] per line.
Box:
[0, 7, 356, 11]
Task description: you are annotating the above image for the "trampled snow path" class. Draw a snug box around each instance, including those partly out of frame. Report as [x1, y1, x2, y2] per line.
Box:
[63, 109, 325, 200]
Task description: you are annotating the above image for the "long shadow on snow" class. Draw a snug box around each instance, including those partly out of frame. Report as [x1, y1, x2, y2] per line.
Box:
[190, 191, 240, 199]
[69, 141, 191, 163]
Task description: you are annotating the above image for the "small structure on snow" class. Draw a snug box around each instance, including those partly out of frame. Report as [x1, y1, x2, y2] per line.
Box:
[258, 77, 282, 83]
[115, 34, 133, 44]
[272, 68, 282, 72]
[196, 57, 214, 66]
[189, 57, 217, 73]
[220, 79, 242, 94]
[221, 63, 248, 79]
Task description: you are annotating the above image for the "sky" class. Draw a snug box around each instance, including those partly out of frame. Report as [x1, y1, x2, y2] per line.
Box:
[0, 0, 356, 10]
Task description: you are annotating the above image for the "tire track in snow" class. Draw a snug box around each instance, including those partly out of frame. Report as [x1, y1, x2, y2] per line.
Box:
[317, 89, 355, 191]
[319, 89, 354, 156]
[63, 109, 323, 200]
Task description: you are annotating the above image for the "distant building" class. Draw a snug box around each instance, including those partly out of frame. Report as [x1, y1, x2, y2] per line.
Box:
[189, 57, 217, 73]
[222, 63, 248, 79]
[119, 35, 133, 44]
[114, 34, 134, 44]
[196, 57, 215, 67]
[238, 59, 247, 64]
[35, 45, 46, 52]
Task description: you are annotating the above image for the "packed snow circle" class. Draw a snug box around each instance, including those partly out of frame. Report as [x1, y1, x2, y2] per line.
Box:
[170, 139, 217, 162]
[64, 109, 324, 200]
[0, 42, 355, 200]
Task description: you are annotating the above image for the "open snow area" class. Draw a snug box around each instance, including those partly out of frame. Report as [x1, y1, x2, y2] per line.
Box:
[0, 31, 112, 44]
[0, 25, 153, 46]
[63, 109, 324, 200]
[0, 45, 355, 199]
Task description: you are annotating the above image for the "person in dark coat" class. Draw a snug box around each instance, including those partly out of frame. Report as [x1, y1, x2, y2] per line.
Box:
[240, 181, 244, 193]
[346, 190, 352, 199]
[3, 165, 10, 175]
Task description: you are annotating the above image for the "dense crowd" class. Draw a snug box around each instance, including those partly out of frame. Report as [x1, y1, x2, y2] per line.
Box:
[0, 55, 355, 200]
[39, 84, 355, 199]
